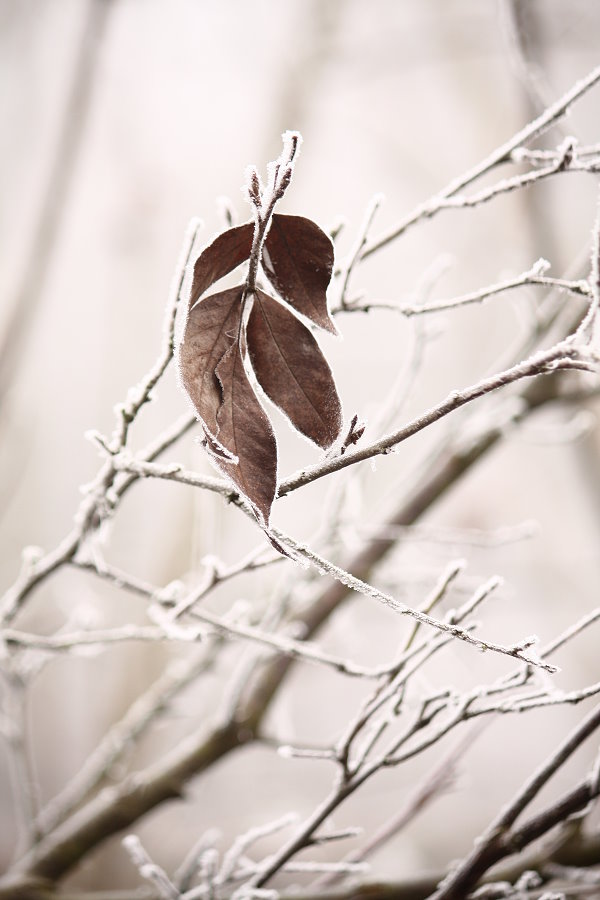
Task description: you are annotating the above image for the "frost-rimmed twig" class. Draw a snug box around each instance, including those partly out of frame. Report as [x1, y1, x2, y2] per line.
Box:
[0, 221, 201, 627]
[113, 456, 232, 501]
[349, 262, 591, 318]
[1, 624, 207, 651]
[231, 596, 600, 893]
[3, 105, 598, 639]
[0, 349, 584, 895]
[0, 615, 390, 681]
[360, 65, 600, 259]
[174, 829, 221, 894]
[3, 556, 598, 897]
[246, 679, 600, 895]
[244, 675, 600, 894]
[71, 547, 280, 620]
[512, 143, 600, 166]
[123, 835, 179, 900]
[182, 598, 389, 679]
[3, 64, 600, 900]
[335, 193, 383, 310]
[214, 814, 298, 887]
[112, 217, 202, 449]
[390, 136, 577, 214]
[4, 69, 600, 634]
[6, 551, 526, 687]
[173, 816, 364, 897]
[332, 560, 467, 771]
[271, 529, 553, 673]
[278, 337, 595, 496]
[110, 336, 597, 509]
[574, 183, 600, 346]
[313, 723, 485, 890]
[244, 130, 302, 296]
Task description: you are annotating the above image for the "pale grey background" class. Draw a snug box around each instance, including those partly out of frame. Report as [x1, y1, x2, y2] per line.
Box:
[1, 0, 599, 890]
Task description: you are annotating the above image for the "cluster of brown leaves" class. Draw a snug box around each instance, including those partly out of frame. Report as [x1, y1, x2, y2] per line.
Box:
[178, 185, 343, 532]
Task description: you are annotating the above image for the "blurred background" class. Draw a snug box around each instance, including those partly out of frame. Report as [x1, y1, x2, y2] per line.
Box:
[1, 0, 600, 892]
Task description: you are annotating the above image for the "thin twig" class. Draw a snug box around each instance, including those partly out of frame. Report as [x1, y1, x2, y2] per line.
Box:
[361, 65, 600, 259]
[273, 529, 554, 673]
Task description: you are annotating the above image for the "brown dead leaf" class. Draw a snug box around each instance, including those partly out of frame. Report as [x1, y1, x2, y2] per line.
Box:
[247, 290, 342, 449]
[189, 223, 253, 310]
[214, 340, 277, 524]
[262, 214, 337, 334]
[178, 286, 243, 438]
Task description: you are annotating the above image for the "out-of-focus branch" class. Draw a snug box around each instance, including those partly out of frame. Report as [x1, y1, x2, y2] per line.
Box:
[1, 668, 41, 857]
[117, 336, 594, 502]
[308, 725, 484, 891]
[0, 221, 200, 627]
[4, 68, 600, 631]
[430, 701, 600, 899]
[0, 362, 586, 893]
[501, 0, 552, 120]
[278, 337, 592, 495]
[0, 0, 114, 408]
[338, 262, 590, 318]
[0, 612, 390, 680]
[500, 0, 564, 268]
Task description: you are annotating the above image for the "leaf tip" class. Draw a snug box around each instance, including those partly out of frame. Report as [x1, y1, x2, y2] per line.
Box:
[323, 315, 340, 337]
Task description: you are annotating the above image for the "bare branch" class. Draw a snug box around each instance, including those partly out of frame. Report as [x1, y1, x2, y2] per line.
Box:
[430, 702, 600, 899]
[361, 65, 600, 258]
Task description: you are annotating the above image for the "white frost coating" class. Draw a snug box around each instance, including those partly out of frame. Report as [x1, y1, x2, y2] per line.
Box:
[153, 579, 185, 604]
[122, 833, 180, 898]
[200, 846, 219, 874]
[281, 129, 303, 153]
[121, 833, 139, 853]
[216, 812, 298, 886]
[172, 216, 204, 347]
[532, 257, 551, 275]
[21, 545, 44, 567]
[84, 429, 109, 452]
[224, 599, 252, 623]
[147, 603, 205, 642]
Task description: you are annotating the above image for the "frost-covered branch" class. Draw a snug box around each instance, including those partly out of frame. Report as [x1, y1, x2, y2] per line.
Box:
[3, 60, 600, 900]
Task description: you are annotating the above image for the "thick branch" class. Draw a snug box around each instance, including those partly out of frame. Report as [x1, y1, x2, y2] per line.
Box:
[0, 368, 570, 893]
[430, 701, 600, 899]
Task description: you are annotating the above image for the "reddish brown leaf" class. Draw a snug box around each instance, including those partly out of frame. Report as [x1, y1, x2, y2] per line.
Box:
[189, 223, 253, 310]
[178, 286, 243, 438]
[247, 290, 343, 449]
[214, 341, 277, 524]
[262, 214, 337, 334]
